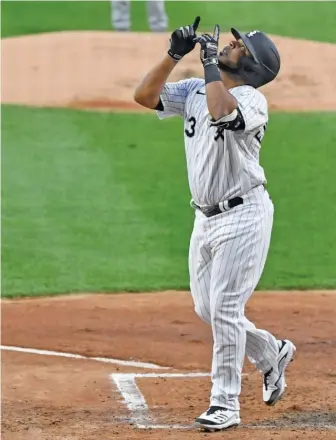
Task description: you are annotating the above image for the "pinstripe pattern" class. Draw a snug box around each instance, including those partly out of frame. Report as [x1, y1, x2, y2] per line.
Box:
[157, 79, 279, 412]
[157, 80, 268, 206]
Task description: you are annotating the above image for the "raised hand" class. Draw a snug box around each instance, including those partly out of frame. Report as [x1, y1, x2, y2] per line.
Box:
[168, 16, 201, 61]
[195, 24, 220, 67]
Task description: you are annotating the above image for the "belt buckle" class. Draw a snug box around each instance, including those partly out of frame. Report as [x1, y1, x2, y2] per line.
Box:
[201, 206, 214, 217]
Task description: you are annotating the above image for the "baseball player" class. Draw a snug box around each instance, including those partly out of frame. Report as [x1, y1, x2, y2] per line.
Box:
[110, 0, 168, 32]
[134, 17, 296, 431]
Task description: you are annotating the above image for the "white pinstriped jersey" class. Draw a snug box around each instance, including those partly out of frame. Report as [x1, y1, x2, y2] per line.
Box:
[157, 78, 268, 207]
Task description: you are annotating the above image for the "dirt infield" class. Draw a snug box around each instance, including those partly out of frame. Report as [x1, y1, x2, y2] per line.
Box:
[2, 291, 336, 439]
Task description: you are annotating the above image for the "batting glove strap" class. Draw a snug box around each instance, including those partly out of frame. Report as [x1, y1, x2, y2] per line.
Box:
[203, 57, 219, 68]
[204, 63, 221, 84]
[168, 49, 183, 61]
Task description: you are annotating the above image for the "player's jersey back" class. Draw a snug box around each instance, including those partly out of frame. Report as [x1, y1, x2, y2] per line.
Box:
[157, 78, 269, 207]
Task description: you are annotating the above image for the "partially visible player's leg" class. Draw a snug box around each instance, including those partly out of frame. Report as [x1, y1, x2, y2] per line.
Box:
[241, 192, 279, 374]
[244, 317, 296, 405]
[110, 0, 131, 31]
[188, 210, 212, 325]
[244, 316, 279, 373]
[146, 0, 168, 32]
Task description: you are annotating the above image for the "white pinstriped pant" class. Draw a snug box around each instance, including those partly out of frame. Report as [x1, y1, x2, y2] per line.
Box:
[189, 185, 279, 411]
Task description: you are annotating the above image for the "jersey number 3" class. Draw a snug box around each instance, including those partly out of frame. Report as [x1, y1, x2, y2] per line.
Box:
[185, 117, 196, 138]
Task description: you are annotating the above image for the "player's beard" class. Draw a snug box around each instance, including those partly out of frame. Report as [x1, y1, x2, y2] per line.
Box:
[218, 58, 243, 84]
[218, 59, 240, 75]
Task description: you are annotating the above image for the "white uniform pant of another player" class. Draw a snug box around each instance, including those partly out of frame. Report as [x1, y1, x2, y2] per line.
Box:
[110, 0, 168, 32]
[189, 185, 279, 411]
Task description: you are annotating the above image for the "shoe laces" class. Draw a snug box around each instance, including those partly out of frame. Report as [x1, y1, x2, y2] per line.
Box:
[206, 406, 227, 416]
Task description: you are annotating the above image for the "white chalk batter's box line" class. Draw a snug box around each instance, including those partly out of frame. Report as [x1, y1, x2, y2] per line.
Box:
[111, 372, 235, 430]
[0, 345, 169, 369]
[110, 372, 336, 431]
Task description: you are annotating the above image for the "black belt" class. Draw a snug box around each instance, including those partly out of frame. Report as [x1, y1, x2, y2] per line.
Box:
[198, 196, 244, 218]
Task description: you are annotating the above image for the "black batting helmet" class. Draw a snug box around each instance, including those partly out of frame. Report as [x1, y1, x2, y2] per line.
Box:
[223, 29, 281, 88]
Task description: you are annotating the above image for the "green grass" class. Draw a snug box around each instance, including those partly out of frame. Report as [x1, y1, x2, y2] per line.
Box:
[2, 106, 336, 297]
[261, 113, 336, 289]
[1, 0, 336, 42]
[2, 105, 193, 296]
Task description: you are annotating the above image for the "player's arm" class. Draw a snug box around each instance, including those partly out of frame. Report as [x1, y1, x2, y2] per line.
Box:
[134, 16, 201, 110]
[134, 55, 178, 110]
[205, 80, 238, 120]
[195, 25, 238, 121]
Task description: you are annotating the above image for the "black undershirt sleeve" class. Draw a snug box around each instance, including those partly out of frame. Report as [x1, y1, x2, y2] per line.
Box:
[154, 99, 164, 111]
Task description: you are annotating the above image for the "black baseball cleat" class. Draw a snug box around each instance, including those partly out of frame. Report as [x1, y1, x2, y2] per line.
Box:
[263, 339, 296, 406]
[195, 406, 241, 431]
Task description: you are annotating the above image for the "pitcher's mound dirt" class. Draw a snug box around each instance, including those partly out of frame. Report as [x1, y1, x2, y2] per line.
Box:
[2, 291, 336, 440]
[2, 31, 336, 112]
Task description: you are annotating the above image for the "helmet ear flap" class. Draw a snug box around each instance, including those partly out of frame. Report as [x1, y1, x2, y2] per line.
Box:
[238, 56, 265, 88]
[240, 57, 255, 73]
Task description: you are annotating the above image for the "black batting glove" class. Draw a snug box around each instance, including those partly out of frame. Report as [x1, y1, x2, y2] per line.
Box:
[168, 16, 201, 61]
[195, 24, 220, 67]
